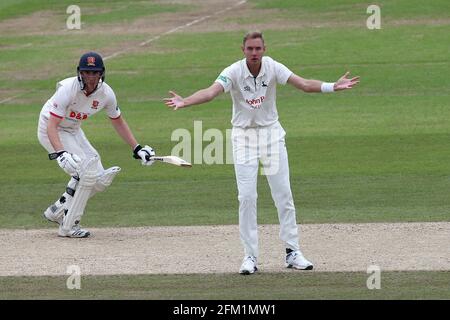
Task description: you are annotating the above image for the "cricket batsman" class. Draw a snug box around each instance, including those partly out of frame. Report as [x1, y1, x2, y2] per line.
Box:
[38, 51, 156, 238]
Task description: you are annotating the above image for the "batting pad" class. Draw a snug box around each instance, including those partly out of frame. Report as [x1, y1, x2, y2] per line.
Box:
[90, 166, 121, 196]
[61, 156, 98, 233]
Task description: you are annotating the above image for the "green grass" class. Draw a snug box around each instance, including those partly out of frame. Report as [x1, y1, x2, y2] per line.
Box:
[0, 0, 76, 21]
[0, 1, 448, 237]
[1, 22, 450, 227]
[252, 0, 450, 20]
[0, 0, 190, 22]
[0, 0, 449, 301]
[80, 2, 189, 24]
[1, 271, 449, 299]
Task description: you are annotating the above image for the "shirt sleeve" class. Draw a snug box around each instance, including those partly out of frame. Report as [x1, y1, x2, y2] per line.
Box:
[274, 60, 293, 85]
[104, 86, 121, 119]
[49, 82, 72, 118]
[214, 65, 234, 93]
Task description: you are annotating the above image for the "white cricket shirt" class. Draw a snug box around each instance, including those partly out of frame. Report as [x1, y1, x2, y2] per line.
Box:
[38, 77, 121, 133]
[215, 56, 293, 128]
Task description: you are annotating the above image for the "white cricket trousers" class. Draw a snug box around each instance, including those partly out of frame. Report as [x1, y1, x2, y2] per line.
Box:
[231, 121, 300, 258]
[37, 124, 105, 174]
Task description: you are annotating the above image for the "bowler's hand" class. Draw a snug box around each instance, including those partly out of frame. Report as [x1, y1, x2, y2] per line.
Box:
[334, 72, 360, 91]
[163, 91, 185, 110]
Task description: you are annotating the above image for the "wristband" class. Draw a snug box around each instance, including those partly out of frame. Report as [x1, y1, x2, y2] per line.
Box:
[321, 82, 335, 93]
[133, 144, 142, 159]
[48, 150, 66, 160]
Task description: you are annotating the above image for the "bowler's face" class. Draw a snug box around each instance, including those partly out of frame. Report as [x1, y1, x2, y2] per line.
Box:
[242, 38, 265, 66]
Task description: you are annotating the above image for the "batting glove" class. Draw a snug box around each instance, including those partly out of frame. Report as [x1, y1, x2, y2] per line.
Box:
[49, 151, 82, 176]
[133, 144, 155, 166]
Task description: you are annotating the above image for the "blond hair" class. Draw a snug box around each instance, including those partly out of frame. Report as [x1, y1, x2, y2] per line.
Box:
[243, 31, 264, 46]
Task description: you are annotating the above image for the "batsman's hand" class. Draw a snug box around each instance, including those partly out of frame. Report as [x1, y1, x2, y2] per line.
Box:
[133, 144, 156, 166]
[163, 91, 185, 111]
[54, 151, 81, 176]
[334, 71, 360, 91]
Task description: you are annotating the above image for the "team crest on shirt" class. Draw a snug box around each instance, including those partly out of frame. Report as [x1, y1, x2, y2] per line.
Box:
[243, 86, 251, 92]
[87, 56, 96, 66]
[92, 100, 99, 109]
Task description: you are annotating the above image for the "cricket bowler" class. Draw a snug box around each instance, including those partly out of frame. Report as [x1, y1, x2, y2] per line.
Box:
[164, 32, 359, 274]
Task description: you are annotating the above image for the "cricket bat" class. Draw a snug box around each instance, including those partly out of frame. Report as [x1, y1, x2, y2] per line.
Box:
[151, 155, 192, 168]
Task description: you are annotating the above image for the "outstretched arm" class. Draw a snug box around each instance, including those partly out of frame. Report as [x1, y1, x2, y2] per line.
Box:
[287, 71, 359, 93]
[163, 82, 224, 110]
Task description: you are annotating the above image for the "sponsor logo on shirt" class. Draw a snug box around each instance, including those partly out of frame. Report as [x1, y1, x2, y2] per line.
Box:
[243, 86, 251, 92]
[262, 81, 268, 87]
[218, 75, 228, 83]
[69, 111, 89, 120]
[53, 102, 58, 108]
[246, 96, 265, 109]
[92, 100, 99, 109]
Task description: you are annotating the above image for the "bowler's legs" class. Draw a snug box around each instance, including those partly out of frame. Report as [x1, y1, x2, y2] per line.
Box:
[262, 131, 300, 251]
[232, 127, 260, 258]
[234, 163, 259, 257]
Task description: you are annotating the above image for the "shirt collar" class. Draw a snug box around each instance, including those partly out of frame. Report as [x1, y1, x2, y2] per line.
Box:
[243, 57, 266, 79]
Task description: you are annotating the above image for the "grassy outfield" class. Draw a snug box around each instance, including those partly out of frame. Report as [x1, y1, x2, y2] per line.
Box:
[1, 3, 449, 227]
[0, 0, 188, 22]
[1, 271, 449, 299]
[0, 0, 449, 300]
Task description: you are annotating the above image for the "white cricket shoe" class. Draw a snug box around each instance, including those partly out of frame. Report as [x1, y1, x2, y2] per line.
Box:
[43, 198, 65, 225]
[58, 223, 90, 238]
[286, 250, 314, 270]
[239, 255, 258, 275]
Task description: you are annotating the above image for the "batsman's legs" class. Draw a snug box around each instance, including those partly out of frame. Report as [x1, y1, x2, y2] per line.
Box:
[76, 128, 121, 197]
[89, 166, 121, 197]
[45, 165, 121, 230]
[39, 129, 84, 225]
[39, 128, 121, 236]
[43, 176, 79, 225]
[59, 156, 98, 238]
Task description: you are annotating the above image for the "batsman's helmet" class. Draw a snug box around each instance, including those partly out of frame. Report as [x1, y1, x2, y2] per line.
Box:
[77, 52, 105, 90]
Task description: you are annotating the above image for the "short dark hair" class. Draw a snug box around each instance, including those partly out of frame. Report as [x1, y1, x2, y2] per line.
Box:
[243, 31, 264, 46]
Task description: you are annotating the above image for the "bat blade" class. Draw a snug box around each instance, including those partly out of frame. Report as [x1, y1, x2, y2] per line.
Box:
[153, 156, 192, 168]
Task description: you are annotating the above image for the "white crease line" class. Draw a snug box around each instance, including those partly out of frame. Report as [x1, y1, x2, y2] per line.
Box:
[0, 96, 17, 104]
[106, 0, 247, 57]
[0, 92, 30, 104]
